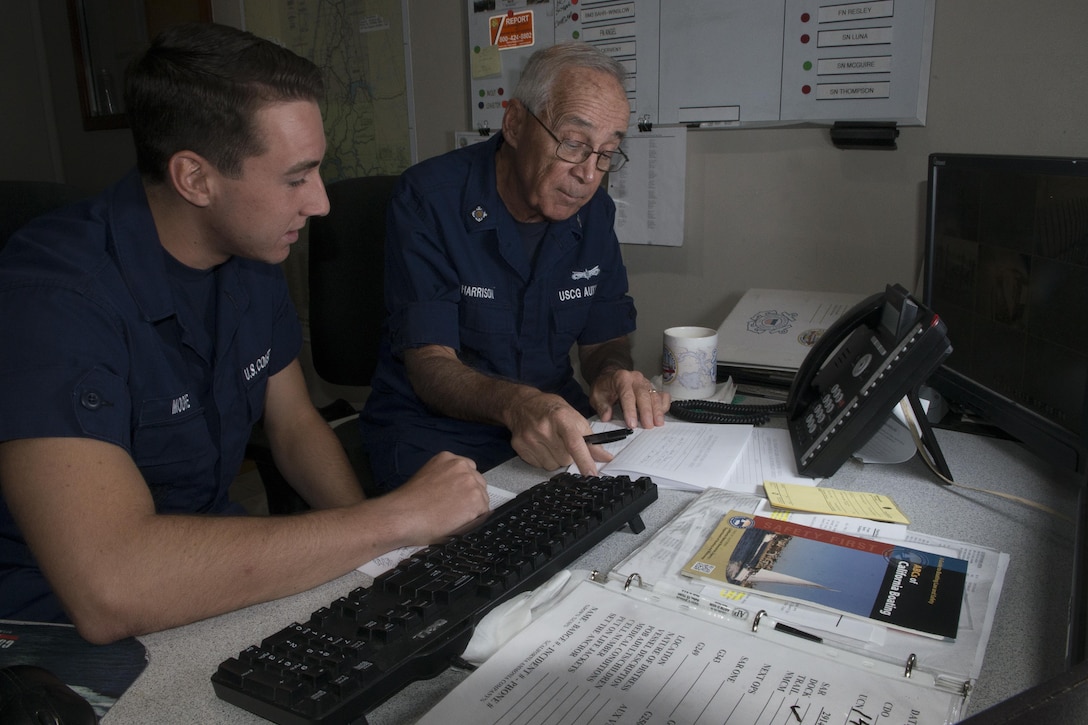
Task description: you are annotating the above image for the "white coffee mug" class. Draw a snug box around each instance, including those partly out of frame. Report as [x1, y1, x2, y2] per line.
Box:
[661, 326, 718, 399]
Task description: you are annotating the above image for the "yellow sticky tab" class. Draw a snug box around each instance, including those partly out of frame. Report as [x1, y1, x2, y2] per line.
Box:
[763, 481, 910, 524]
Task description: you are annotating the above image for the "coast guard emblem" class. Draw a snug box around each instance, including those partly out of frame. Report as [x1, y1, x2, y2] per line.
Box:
[797, 328, 825, 347]
[746, 309, 798, 335]
[470, 206, 488, 223]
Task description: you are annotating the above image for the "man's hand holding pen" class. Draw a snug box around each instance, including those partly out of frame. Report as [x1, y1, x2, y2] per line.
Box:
[504, 369, 668, 478]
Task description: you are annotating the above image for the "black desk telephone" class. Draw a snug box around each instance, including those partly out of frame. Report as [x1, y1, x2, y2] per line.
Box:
[671, 284, 953, 479]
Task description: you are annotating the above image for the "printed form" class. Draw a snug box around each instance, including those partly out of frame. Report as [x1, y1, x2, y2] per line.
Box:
[416, 578, 960, 724]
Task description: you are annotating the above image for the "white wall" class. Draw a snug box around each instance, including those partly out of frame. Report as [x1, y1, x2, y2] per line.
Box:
[408, 0, 1088, 375]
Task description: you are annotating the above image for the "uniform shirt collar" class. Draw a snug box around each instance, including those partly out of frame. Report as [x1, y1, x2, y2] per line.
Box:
[107, 170, 248, 323]
[461, 132, 585, 245]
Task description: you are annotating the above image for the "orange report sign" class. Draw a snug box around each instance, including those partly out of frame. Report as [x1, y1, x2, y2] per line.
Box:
[490, 10, 535, 50]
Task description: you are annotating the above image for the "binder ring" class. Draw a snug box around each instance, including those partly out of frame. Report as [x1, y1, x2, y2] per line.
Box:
[904, 653, 917, 678]
[624, 573, 642, 591]
[752, 609, 767, 632]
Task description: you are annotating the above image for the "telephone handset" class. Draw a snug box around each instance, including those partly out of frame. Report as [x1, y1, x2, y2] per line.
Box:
[670, 284, 952, 480]
[785, 283, 952, 478]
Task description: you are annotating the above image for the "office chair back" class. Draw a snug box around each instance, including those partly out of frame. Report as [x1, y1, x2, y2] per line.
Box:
[0, 180, 86, 250]
[250, 175, 399, 512]
[308, 175, 399, 387]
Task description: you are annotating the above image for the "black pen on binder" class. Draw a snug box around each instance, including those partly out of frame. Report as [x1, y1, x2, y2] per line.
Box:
[583, 428, 633, 445]
[774, 622, 823, 643]
[754, 610, 823, 644]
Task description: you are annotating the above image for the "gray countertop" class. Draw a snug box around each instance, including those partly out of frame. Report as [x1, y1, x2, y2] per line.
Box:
[101, 428, 1082, 724]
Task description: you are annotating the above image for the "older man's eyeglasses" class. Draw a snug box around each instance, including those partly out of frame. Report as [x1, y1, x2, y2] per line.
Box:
[524, 106, 629, 173]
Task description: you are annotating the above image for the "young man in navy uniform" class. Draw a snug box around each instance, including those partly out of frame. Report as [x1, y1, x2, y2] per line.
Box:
[0, 23, 489, 644]
[360, 43, 670, 490]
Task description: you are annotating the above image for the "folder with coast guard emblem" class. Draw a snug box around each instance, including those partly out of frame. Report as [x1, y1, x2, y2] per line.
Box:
[716, 288, 866, 384]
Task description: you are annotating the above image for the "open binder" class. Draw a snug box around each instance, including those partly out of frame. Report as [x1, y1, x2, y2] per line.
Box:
[417, 488, 1009, 725]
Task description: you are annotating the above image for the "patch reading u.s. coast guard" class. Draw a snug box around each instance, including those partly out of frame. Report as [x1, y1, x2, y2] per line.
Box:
[746, 309, 798, 335]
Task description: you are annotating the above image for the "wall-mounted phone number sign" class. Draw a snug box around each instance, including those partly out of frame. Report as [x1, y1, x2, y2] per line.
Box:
[490, 10, 535, 49]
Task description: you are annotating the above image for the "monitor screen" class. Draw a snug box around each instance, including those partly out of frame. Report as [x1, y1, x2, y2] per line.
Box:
[922, 153, 1088, 475]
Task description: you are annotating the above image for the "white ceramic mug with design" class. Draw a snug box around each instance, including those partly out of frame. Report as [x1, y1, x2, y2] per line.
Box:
[661, 326, 718, 399]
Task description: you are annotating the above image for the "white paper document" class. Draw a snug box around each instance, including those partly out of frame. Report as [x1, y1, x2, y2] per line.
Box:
[582, 423, 816, 496]
[583, 421, 753, 491]
[726, 426, 818, 495]
[416, 578, 963, 725]
[607, 129, 686, 247]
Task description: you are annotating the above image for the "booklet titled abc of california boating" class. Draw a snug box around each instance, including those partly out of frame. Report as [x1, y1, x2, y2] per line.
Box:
[682, 511, 968, 639]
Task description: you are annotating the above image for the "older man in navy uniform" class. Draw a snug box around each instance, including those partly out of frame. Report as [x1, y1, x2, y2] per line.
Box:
[361, 43, 670, 490]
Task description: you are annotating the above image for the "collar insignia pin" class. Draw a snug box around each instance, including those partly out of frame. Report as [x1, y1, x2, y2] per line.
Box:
[471, 205, 488, 223]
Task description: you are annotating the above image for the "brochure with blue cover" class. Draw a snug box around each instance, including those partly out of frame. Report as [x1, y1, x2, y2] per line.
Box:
[682, 511, 968, 639]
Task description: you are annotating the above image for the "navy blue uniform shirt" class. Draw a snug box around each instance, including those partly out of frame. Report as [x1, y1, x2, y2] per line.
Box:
[0, 171, 302, 621]
[360, 133, 637, 487]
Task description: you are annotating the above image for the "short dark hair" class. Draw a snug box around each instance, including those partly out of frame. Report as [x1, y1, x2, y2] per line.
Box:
[124, 23, 324, 182]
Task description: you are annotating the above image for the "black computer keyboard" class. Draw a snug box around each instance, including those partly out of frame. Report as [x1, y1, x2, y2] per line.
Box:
[211, 472, 658, 725]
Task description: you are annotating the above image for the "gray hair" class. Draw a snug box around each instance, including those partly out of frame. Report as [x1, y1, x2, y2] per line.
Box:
[512, 42, 627, 117]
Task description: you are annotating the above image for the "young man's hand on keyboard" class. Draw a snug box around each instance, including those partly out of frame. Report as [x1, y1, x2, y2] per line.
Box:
[371, 451, 490, 545]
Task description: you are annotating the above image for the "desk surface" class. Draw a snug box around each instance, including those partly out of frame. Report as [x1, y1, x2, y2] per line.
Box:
[101, 428, 1083, 724]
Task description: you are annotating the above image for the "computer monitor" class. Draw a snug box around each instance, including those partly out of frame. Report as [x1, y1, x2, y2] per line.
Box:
[921, 152, 1088, 475]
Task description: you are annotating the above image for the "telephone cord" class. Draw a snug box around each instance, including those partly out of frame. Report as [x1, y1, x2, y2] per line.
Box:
[669, 399, 787, 426]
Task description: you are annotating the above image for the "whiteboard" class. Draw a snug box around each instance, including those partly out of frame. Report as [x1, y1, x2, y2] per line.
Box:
[466, 0, 934, 131]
